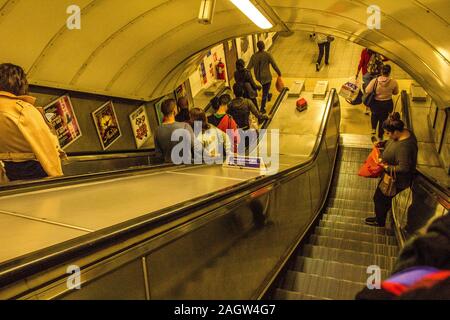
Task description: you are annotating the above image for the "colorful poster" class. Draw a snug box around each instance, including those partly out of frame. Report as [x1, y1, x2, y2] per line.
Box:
[174, 83, 187, 103]
[43, 95, 82, 149]
[129, 106, 152, 149]
[92, 101, 121, 150]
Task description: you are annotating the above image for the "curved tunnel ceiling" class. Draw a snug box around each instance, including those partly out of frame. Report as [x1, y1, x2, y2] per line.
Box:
[0, 0, 448, 106]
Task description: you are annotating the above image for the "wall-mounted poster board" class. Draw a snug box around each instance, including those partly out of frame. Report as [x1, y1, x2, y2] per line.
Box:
[42, 95, 82, 149]
[92, 101, 121, 150]
[129, 106, 153, 149]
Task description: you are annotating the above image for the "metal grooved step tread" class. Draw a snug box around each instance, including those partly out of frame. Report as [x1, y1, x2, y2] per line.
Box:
[273, 288, 330, 300]
[294, 256, 390, 283]
[309, 235, 399, 257]
[329, 187, 375, 201]
[319, 220, 395, 236]
[300, 244, 397, 270]
[275, 146, 399, 301]
[325, 208, 373, 219]
[283, 271, 365, 300]
[328, 198, 375, 212]
[314, 227, 397, 245]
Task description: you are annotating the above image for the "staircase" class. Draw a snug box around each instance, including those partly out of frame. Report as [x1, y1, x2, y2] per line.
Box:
[274, 146, 399, 300]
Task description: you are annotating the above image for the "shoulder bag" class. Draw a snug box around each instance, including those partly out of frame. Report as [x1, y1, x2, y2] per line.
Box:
[363, 78, 378, 108]
[379, 166, 397, 197]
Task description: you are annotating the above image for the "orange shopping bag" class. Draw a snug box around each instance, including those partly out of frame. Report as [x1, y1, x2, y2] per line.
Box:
[358, 147, 384, 178]
[276, 76, 285, 92]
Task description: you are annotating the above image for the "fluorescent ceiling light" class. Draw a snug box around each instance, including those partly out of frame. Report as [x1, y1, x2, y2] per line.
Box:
[229, 0, 273, 29]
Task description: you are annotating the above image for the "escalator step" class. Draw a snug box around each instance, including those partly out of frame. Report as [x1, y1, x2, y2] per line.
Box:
[284, 271, 364, 300]
[321, 214, 366, 225]
[328, 198, 375, 212]
[325, 207, 372, 219]
[301, 244, 396, 270]
[329, 187, 374, 202]
[340, 148, 372, 163]
[314, 227, 397, 246]
[319, 220, 395, 236]
[334, 161, 365, 175]
[309, 235, 399, 257]
[333, 173, 379, 190]
[273, 288, 329, 300]
[294, 256, 390, 283]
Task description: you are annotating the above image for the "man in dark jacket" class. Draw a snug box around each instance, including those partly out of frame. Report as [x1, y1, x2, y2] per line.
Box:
[247, 41, 282, 114]
[228, 83, 268, 130]
[234, 58, 260, 110]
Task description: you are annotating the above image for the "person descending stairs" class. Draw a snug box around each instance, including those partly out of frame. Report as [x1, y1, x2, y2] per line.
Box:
[274, 146, 399, 300]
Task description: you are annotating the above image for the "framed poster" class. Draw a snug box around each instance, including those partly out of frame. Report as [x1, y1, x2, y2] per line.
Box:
[92, 101, 121, 150]
[129, 106, 153, 149]
[174, 83, 187, 104]
[42, 95, 82, 149]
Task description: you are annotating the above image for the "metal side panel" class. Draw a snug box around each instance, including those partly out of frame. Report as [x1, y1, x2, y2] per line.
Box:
[59, 259, 147, 300]
[0, 214, 88, 269]
[145, 173, 313, 300]
[0, 167, 253, 236]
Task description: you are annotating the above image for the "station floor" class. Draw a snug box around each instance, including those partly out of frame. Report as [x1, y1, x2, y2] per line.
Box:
[267, 31, 412, 136]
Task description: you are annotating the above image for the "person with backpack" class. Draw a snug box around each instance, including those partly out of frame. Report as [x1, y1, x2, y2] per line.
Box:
[365, 64, 400, 140]
[228, 83, 268, 130]
[234, 58, 261, 110]
[208, 94, 239, 153]
[247, 41, 282, 114]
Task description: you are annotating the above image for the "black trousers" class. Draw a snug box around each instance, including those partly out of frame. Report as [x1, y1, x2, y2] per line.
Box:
[371, 99, 393, 139]
[373, 182, 407, 226]
[3, 160, 48, 181]
[260, 82, 272, 112]
[317, 42, 330, 65]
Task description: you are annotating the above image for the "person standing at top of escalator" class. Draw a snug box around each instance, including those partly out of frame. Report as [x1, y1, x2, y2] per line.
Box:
[365, 64, 399, 140]
[365, 113, 418, 227]
[247, 41, 282, 114]
[234, 58, 261, 110]
[0, 63, 64, 181]
[314, 33, 332, 71]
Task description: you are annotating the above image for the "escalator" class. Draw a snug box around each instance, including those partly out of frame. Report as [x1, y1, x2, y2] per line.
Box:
[0, 86, 446, 300]
[274, 146, 399, 300]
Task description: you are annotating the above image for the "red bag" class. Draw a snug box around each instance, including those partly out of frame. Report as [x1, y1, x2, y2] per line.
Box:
[358, 147, 384, 178]
[296, 98, 307, 112]
[276, 76, 285, 92]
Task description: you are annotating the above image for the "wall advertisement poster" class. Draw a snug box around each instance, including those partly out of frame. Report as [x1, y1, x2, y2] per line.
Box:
[42, 95, 82, 149]
[129, 106, 152, 149]
[92, 101, 121, 150]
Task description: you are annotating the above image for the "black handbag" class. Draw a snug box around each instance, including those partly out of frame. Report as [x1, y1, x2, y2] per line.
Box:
[363, 78, 378, 108]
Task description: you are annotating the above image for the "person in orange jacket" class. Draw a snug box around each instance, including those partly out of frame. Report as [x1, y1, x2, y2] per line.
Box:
[0, 63, 64, 181]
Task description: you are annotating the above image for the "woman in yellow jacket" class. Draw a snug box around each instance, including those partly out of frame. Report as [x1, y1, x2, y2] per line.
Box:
[0, 63, 64, 181]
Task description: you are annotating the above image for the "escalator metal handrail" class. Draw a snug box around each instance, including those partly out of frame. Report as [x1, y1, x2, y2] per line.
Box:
[0, 89, 336, 292]
[401, 90, 450, 201]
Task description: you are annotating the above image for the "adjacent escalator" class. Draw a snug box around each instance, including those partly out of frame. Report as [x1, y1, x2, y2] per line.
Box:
[274, 146, 399, 300]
